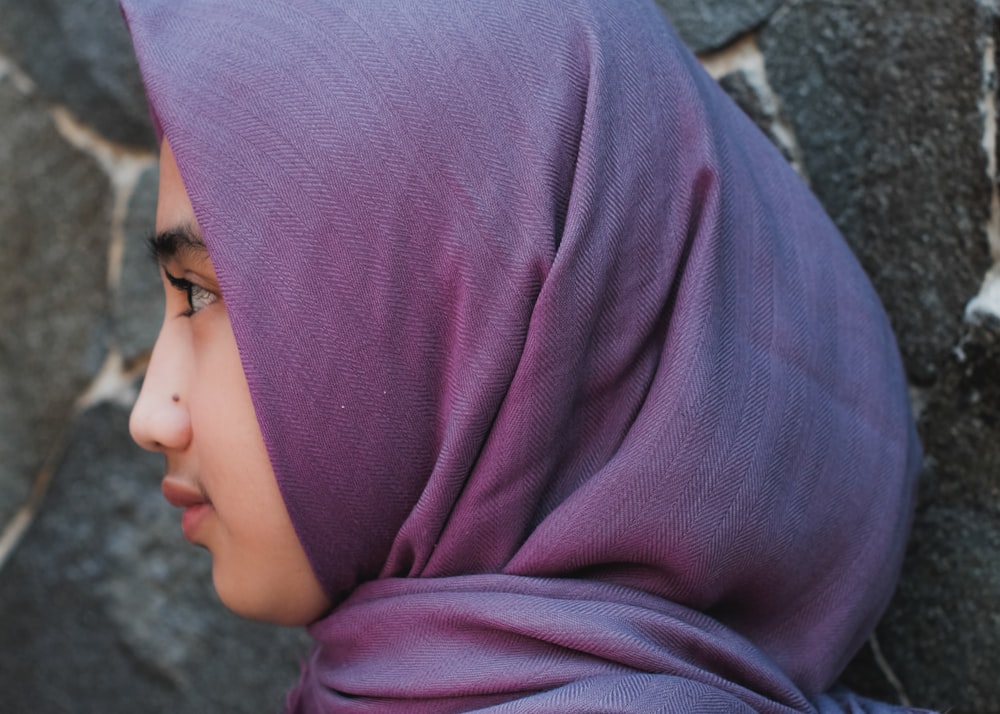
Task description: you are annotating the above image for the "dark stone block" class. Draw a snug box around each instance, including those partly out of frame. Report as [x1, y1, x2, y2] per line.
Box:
[838, 639, 904, 708]
[0, 0, 154, 148]
[876, 506, 1000, 712]
[845, 323, 1000, 710]
[654, 0, 781, 53]
[919, 326, 1000, 517]
[0, 77, 111, 531]
[759, 3, 1000, 708]
[114, 165, 163, 362]
[759, 0, 993, 385]
[0, 403, 311, 713]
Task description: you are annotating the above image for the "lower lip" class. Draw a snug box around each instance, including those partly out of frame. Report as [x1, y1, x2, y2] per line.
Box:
[181, 503, 213, 541]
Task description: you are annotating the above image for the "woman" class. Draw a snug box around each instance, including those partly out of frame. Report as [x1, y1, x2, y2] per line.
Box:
[124, 0, 925, 711]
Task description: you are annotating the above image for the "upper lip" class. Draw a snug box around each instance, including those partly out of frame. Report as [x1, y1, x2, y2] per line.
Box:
[161, 475, 209, 509]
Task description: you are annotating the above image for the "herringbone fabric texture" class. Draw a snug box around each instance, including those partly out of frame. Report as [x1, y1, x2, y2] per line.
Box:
[122, 0, 923, 711]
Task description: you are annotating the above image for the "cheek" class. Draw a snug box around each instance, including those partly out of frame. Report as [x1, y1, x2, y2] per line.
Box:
[207, 444, 331, 625]
[190, 324, 279, 521]
[186, 310, 330, 623]
[189, 311, 264, 460]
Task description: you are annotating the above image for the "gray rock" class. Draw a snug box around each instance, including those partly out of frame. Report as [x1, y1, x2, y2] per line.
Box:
[891, 324, 1000, 710]
[0, 0, 154, 148]
[838, 639, 902, 707]
[654, 0, 781, 53]
[0, 403, 311, 713]
[0, 76, 111, 533]
[759, 0, 993, 384]
[760, 3, 1000, 707]
[841, 322, 1000, 709]
[114, 165, 163, 363]
[874, 505, 1000, 712]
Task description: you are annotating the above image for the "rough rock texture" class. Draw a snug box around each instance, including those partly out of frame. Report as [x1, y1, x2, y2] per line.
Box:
[859, 325, 1000, 712]
[0, 0, 154, 148]
[0, 404, 311, 714]
[0, 75, 110, 530]
[759, 0, 993, 385]
[654, 0, 780, 52]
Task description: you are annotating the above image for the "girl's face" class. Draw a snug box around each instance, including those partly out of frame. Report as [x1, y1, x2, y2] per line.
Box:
[129, 139, 331, 626]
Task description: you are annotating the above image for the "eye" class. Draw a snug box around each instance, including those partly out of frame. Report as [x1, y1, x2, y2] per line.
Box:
[187, 283, 217, 314]
[163, 269, 219, 317]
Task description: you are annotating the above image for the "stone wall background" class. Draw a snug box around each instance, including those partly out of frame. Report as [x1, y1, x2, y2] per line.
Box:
[0, 1, 997, 712]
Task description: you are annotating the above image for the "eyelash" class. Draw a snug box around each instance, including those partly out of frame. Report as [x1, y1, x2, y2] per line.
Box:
[163, 269, 218, 317]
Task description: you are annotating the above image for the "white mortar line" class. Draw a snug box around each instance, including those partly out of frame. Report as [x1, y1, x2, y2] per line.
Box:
[50, 106, 156, 292]
[0, 53, 43, 572]
[51, 105, 156, 407]
[978, 35, 1000, 260]
[0, 57, 162, 573]
[699, 33, 809, 180]
[966, 34, 1000, 324]
[700, 33, 761, 79]
[0, 348, 146, 575]
[0, 509, 34, 571]
[907, 385, 929, 420]
[75, 348, 147, 411]
[0, 349, 148, 573]
[869, 634, 913, 707]
[0, 49, 36, 95]
[0, 105, 158, 574]
[0, 425, 68, 572]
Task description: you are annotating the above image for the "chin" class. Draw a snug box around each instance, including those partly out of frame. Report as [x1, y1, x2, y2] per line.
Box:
[212, 564, 331, 626]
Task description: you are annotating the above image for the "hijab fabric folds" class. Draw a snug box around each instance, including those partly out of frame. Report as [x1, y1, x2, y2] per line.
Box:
[121, 1, 923, 711]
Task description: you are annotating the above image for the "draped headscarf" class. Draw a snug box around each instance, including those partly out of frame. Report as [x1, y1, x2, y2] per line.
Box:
[121, 1, 924, 711]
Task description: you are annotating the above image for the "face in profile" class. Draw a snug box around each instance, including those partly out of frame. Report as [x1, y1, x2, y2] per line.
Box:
[129, 139, 331, 626]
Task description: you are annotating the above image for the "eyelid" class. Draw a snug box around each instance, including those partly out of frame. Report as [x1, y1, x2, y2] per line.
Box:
[162, 267, 219, 317]
[162, 268, 187, 290]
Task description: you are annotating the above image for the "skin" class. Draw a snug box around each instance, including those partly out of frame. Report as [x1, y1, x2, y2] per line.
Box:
[130, 138, 332, 626]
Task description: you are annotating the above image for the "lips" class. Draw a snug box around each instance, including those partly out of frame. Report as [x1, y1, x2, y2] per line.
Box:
[161, 475, 213, 542]
[161, 475, 209, 508]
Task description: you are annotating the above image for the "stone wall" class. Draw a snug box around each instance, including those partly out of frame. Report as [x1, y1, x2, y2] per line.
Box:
[0, 1, 996, 711]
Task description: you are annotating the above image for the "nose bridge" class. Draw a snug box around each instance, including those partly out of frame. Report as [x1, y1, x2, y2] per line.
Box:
[129, 319, 193, 452]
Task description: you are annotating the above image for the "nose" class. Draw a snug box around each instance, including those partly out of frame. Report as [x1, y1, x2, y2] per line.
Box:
[129, 322, 192, 452]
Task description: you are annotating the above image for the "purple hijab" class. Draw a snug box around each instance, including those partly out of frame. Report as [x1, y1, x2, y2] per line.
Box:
[121, 1, 924, 711]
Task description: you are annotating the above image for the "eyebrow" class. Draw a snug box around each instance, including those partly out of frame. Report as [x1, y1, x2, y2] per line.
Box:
[146, 225, 209, 265]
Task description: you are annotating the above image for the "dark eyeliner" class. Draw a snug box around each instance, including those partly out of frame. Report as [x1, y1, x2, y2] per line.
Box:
[163, 268, 197, 317]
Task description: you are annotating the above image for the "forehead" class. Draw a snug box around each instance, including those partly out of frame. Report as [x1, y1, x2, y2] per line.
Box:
[153, 138, 210, 265]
